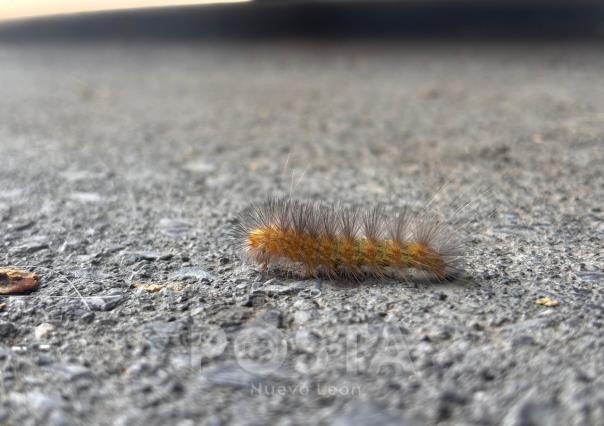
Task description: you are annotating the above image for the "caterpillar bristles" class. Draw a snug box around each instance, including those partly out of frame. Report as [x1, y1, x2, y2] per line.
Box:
[233, 197, 463, 282]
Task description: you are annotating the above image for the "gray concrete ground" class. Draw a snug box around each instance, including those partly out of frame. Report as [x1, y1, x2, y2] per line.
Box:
[0, 40, 603, 425]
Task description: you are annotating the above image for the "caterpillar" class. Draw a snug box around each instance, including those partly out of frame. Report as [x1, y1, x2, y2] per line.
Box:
[233, 197, 462, 281]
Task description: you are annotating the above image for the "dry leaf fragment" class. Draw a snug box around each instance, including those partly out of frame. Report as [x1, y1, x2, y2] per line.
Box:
[535, 297, 560, 307]
[133, 282, 185, 293]
[0, 269, 39, 295]
[134, 283, 164, 293]
[166, 282, 184, 292]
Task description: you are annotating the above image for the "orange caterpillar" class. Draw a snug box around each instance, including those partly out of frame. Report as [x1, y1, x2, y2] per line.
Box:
[234, 198, 462, 281]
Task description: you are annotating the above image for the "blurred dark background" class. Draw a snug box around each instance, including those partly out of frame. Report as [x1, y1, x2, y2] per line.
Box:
[1, 1, 604, 41]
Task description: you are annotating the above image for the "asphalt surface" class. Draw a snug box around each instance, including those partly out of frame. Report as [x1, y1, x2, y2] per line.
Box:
[0, 39, 603, 425]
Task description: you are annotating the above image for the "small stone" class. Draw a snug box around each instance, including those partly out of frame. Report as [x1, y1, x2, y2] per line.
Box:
[62, 304, 95, 322]
[46, 363, 93, 381]
[439, 390, 468, 405]
[503, 398, 555, 426]
[260, 285, 294, 296]
[60, 170, 108, 182]
[182, 159, 216, 174]
[34, 323, 55, 340]
[573, 368, 594, 383]
[261, 281, 310, 296]
[87, 293, 123, 311]
[433, 292, 448, 301]
[11, 237, 49, 254]
[480, 368, 496, 381]
[511, 335, 536, 347]
[36, 344, 53, 358]
[0, 189, 22, 199]
[125, 360, 152, 377]
[0, 322, 18, 338]
[11, 345, 27, 354]
[505, 317, 555, 332]
[74, 253, 102, 263]
[59, 239, 85, 253]
[242, 293, 265, 308]
[7, 220, 34, 231]
[575, 271, 603, 283]
[170, 267, 215, 282]
[256, 309, 283, 328]
[293, 310, 313, 325]
[427, 325, 454, 341]
[69, 192, 102, 203]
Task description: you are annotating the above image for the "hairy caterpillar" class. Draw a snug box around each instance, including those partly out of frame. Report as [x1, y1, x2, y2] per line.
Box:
[233, 197, 462, 281]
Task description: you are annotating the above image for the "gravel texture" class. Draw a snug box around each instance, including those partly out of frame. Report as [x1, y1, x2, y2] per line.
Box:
[0, 40, 603, 426]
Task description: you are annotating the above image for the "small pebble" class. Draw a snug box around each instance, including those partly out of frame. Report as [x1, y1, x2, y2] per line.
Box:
[34, 323, 55, 340]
